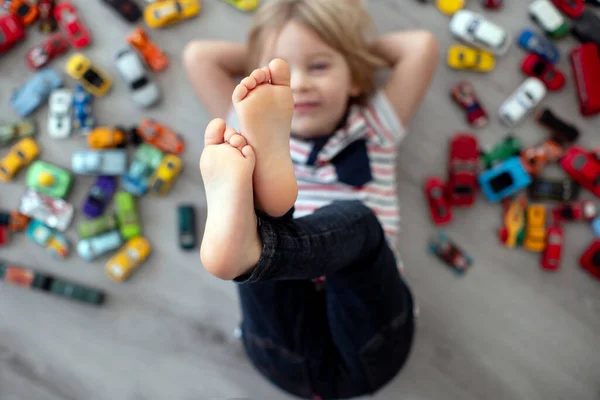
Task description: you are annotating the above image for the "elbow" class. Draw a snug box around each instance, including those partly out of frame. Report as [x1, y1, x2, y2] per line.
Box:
[182, 40, 206, 73]
[419, 31, 440, 63]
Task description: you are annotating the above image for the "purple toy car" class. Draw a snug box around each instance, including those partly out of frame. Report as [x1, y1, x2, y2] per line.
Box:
[83, 176, 116, 218]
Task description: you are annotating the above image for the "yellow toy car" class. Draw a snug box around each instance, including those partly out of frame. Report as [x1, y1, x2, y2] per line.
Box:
[148, 154, 182, 196]
[105, 237, 151, 282]
[499, 194, 527, 248]
[220, 0, 259, 12]
[65, 53, 112, 97]
[0, 138, 40, 182]
[144, 0, 200, 28]
[448, 45, 495, 72]
[437, 0, 464, 15]
[88, 126, 127, 149]
[523, 204, 547, 252]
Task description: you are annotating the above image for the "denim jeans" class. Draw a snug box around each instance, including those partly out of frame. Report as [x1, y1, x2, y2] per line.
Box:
[235, 201, 415, 399]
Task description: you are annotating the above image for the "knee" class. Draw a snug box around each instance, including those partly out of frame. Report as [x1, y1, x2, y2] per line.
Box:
[182, 40, 204, 71]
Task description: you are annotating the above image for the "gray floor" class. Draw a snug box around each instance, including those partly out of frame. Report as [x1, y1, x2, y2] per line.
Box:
[1, 1, 599, 399]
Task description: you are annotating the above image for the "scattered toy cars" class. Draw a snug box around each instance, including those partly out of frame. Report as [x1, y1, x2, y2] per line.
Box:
[10, 68, 63, 117]
[529, 0, 569, 39]
[560, 147, 600, 197]
[47, 88, 73, 139]
[178, 205, 196, 250]
[552, 200, 597, 222]
[498, 194, 527, 248]
[54, 1, 90, 48]
[26, 160, 72, 199]
[122, 144, 164, 196]
[479, 156, 532, 203]
[71, 83, 95, 135]
[83, 176, 117, 218]
[135, 119, 184, 154]
[447, 133, 479, 206]
[71, 149, 128, 175]
[115, 191, 142, 240]
[498, 78, 547, 126]
[114, 47, 160, 108]
[0, 118, 36, 147]
[521, 53, 565, 91]
[428, 232, 473, 275]
[0, 14, 26, 55]
[105, 236, 151, 282]
[451, 81, 489, 128]
[569, 43, 600, 116]
[65, 53, 112, 97]
[517, 29, 560, 64]
[25, 33, 68, 70]
[424, 177, 453, 225]
[18, 188, 74, 231]
[77, 230, 123, 261]
[0, 138, 39, 182]
[127, 27, 168, 72]
[449, 10, 511, 55]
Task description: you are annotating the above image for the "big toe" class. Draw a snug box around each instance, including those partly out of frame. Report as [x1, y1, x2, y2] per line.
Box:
[205, 118, 226, 146]
[269, 59, 291, 86]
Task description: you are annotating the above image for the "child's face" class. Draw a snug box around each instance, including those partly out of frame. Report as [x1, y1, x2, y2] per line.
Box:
[260, 21, 360, 139]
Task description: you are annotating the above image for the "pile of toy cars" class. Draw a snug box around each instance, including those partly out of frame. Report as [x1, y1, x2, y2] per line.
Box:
[424, 0, 600, 280]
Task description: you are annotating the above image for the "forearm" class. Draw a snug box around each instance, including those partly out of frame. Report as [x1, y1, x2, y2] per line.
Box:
[370, 30, 437, 68]
[193, 40, 248, 76]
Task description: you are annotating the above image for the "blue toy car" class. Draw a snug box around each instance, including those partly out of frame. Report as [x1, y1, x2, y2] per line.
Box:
[478, 156, 532, 203]
[517, 29, 560, 64]
[10, 68, 63, 117]
[27, 219, 70, 259]
[122, 143, 163, 196]
[72, 84, 96, 135]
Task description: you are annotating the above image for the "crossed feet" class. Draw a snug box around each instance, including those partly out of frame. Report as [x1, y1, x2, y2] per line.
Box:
[199, 59, 297, 280]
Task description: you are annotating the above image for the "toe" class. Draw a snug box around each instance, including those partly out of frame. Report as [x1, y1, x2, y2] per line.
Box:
[204, 118, 226, 146]
[229, 133, 247, 150]
[241, 145, 256, 163]
[269, 59, 290, 86]
[250, 68, 267, 85]
[232, 83, 250, 104]
[223, 127, 238, 143]
[241, 76, 258, 91]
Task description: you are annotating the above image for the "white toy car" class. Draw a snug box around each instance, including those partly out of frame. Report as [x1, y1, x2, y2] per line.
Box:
[529, 0, 569, 39]
[71, 149, 128, 175]
[18, 188, 74, 232]
[48, 89, 73, 139]
[114, 47, 160, 108]
[449, 10, 510, 55]
[498, 78, 547, 127]
[77, 230, 123, 261]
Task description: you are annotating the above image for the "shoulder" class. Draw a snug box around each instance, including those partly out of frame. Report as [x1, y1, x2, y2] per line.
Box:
[361, 90, 407, 146]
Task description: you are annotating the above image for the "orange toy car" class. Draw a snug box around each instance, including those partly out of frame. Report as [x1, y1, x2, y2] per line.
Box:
[520, 139, 564, 176]
[135, 119, 185, 155]
[127, 27, 168, 72]
[0, 0, 39, 25]
[88, 126, 127, 149]
[9, 211, 29, 232]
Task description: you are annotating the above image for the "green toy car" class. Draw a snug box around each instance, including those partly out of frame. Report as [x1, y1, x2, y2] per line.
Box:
[115, 191, 142, 240]
[0, 118, 36, 147]
[481, 136, 522, 169]
[78, 213, 118, 239]
[178, 205, 196, 250]
[26, 160, 72, 198]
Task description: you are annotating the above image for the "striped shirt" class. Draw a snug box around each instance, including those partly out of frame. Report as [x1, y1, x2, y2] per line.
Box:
[227, 91, 406, 258]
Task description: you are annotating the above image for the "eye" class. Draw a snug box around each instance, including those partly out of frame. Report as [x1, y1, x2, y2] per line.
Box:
[310, 62, 329, 71]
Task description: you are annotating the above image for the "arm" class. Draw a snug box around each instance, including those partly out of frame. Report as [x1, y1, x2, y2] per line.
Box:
[183, 41, 247, 119]
[370, 31, 440, 126]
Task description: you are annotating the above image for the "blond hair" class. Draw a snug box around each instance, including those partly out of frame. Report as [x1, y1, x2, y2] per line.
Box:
[247, 0, 384, 103]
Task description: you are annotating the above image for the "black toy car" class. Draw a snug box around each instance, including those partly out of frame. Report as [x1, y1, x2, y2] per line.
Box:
[178, 205, 197, 251]
[528, 177, 581, 202]
[101, 0, 142, 23]
[537, 108, 580, 145]
[572, 10, 600, 48]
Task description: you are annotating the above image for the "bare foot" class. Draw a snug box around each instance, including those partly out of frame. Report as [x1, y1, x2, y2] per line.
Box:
[200, 118, 262, 280]
[232, 58, 298, 217]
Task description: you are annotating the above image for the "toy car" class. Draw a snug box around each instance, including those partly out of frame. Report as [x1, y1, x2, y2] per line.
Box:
[516, 29, 559, 64]
[428, 232, 472, 275]
[536, 108, 579, 144]
[71, 149, 128, 176]
[436, 0, 465, 15]
[220, 0, 259, 12]
[54, 1, 90, 48]
[127, 27, 168, 72]
[27, 220, 69, 258]
[105, 236, 151, 282]
[481, 136, 522, 169]
[72, 84, 95, 135]
[424, 177, 452, 225]
[552, 200, 597, 222]
[449, 10, 510, 55]
[0, 0, 38, 26]
[541, 225, 563, 270]
[498, 194, 527, 248]
[0, 138, 39, 182]
[47, 89, 73, 139]
[447, 45, 494, 72]
[148, 154, 182, 195]
[592, 217, 600, 237]
[135, 119, 185, 154]
[87, 126, 127, 149]
[25, 33, 68, 70]
[144, 0, 200, 28]
[114, 47, 160, 108]
[10, 68, 63, 117]
[0, 118, 36, 147]
[178, 205, 196, 250]
[569, 43, 600, 116]
[552, 0, 584, 18]
[77, 230, 123, 262]
[529, 0, 569, 39]
[0, 14, 25, 55]
[18, 188, 74, 231]
[115, 191, 142, 240]
[101, 0, 142, 23]
[83, 176, 117, 218]
[38, 0, 57, 33]
[528, 177, 580, 202]
[479, 156, 532, 203]
[560, 147, 600, 197]
[579, 239, 600, 280]
[481, 0, 503, 8]
[66, 54, 112, 97]
[521, 53, 565, 91]
[8, 211, 29, 232]
[520, 139, 564, 175]
[78, 213, 118, 239]
[0, 226, 8, 246]
[122, 144, 164, 196]
[447, 133, 479, 206]
[498, 78, 547, 127]
[450, 82, 488, 128]
[572, 10, 600, 47]
[585, 0, 600, 6]
[523, 204, 547, 252]
[26, 160, 72, 199]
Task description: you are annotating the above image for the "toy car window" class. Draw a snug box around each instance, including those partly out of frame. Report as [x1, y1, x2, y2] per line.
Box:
[15, 150, 26, 160]
[489, 172, 514, 193]
[16, 4, 30, 16]
[89, 186, 107, 201]
[431, 187, 443, 198]
[152, 179, 164, 192]
[131, 77, 149, 90]
[0, 32, 6, 45]
[166, 161, 176, 170]
[548, 235, 562, 245]
[34, 226, 51, 243]
[454, 185, 473, 194]
[127, 248, 140, 260]
[467, 19, 480, 35]
[572, 155, 587, 170]
[524, 91, 535, 101]
[180, 233, 194, 245]
[0, 166, 8, 176]
[83, 69, 105, 88]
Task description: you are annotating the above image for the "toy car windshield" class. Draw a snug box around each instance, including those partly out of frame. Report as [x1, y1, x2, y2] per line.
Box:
[490, 173, 514, 192]
[83, 70, 104, 88]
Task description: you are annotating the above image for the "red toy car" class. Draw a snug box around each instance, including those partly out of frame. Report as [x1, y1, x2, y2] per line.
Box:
[38, 0, 57, 33]
[541, 225, 563, 271]
[579, 239, 600, 280]
[521, 53, 566, 91]
[447, 133, 479, 207]
[0, 14, 25, 55]
[560, 147, 600, 197]
[552, 0, 585, 18]
[552, 200, 597, 222]
[54, 1, 91, 49]
[424, 177, 452, 225]
[451, 82, 488, 128]
[570, 43, 600, 116]
[25, 33, 68, 70]
[0, 225, 8, 246]
[482, 0, 503, 9]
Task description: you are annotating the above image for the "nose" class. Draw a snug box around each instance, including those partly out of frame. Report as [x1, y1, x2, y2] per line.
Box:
[290, 69, 311, 93]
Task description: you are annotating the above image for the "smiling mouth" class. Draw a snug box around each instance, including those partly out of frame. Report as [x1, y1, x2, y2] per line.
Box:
[294, 102, 320, 113]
